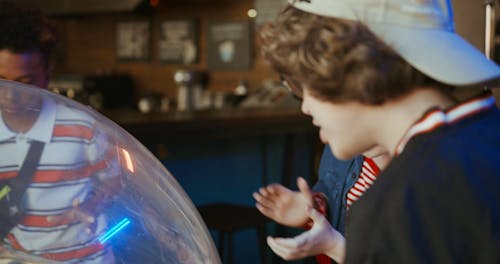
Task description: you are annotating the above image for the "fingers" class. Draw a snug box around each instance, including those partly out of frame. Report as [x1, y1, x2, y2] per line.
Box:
[267, 236, 306, 261]
[270, 236, 301, 249]
[261, 183, 286, 196]
[252, 189, 273, 208]
[267, 236, 289, 259]
[46, 198, 95, 232]
[253, 192, 273, 216]
[253, 186, 280, 219]
[296, 177, 312, 200]
[255, 202, 274, 219]
[82, 211, 96, 234]
[252, 184, 287, 210]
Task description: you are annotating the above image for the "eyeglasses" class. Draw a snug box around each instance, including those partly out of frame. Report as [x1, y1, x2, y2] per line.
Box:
[280, 75, 303, 100]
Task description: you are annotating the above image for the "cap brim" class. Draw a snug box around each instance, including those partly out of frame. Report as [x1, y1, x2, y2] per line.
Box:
[369, 24, 500, 86]
[289, 0, 357, 20]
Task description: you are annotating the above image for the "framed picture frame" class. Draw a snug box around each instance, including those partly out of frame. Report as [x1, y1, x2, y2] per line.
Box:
[116, 21, 151, 61]
[207, 20, 253, 71]
[158, 19, 199, 64]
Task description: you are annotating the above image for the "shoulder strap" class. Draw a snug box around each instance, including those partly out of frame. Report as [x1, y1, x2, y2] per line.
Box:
[0, 140, 45, 238]
[9, 140, 45, 203]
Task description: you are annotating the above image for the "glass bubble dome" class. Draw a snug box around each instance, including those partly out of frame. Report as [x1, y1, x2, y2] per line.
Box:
[0, 79, 220, 264]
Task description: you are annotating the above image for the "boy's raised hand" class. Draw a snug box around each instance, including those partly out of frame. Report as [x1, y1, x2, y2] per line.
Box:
[253, 177, 313, 227]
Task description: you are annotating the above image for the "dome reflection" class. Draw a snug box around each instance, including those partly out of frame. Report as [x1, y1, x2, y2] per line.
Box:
[0, 79, 220, 264]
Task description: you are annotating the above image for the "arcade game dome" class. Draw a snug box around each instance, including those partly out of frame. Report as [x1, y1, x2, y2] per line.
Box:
[0, 79, 220, 264]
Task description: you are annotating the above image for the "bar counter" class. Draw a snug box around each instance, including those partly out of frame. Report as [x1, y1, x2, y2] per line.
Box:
[102, 107, 317, 143]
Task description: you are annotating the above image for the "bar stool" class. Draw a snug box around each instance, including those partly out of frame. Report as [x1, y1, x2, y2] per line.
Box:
[197, 203, 270, 264]
[197, 134, 312, 264]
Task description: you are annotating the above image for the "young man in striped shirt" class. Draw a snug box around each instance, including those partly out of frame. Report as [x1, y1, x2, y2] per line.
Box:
[0, 1, 121, 262]
[258, 0, 500, 263]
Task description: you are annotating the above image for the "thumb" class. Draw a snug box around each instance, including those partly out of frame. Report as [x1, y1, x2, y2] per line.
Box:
[296, 177, 312, 199]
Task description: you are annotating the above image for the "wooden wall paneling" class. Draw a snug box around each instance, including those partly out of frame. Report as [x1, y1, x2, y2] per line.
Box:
[52, 0, 278, 102]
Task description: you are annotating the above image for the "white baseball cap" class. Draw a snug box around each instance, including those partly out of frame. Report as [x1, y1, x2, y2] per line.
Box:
[289, 0, 500, 86]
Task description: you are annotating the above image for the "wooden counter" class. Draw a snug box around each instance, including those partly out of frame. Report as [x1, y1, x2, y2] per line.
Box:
[102, 107, 317, 143]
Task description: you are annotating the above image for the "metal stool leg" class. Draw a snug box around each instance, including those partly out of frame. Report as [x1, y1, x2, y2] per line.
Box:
[218, 231, 226, 263]
[256, 225, 267, 264]
[227, 232, 233, 264]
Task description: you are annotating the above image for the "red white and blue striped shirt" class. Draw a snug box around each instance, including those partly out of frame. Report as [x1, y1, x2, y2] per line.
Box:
[346, 157, 380, 209]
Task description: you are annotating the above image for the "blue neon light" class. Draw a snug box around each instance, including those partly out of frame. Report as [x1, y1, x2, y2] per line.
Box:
[98, 218, 131, 244]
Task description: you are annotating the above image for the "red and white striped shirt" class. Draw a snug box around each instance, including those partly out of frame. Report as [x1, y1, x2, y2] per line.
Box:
[0, 98, 119, 263]
[344, 94, 496, 210]
[395, 92, 496, 155]
[312, 157, 381, 264]
[346, 157, 380, 209]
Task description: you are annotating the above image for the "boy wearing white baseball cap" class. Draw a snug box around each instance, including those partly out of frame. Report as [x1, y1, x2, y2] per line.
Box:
[260, 0, 500, 263]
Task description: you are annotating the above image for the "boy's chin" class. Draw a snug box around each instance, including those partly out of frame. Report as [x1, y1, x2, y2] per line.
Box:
[319, 130, 328, 144]
[329, 145, 357, 161]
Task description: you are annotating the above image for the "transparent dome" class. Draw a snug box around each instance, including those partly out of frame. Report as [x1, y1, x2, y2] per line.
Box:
[0, 79, 220, 264]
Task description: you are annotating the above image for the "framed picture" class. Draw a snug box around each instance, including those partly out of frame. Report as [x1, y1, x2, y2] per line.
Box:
[159, 19, 199, 64]
[207, 20, 252, 71]
[116, 21, 150, 61]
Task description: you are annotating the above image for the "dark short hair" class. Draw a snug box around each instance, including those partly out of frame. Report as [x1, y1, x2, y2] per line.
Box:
[0, 0, 56, 64]
[260, 6, 450, 105]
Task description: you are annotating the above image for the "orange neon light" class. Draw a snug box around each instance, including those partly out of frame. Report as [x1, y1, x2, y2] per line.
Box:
[120, 148, 135, 173]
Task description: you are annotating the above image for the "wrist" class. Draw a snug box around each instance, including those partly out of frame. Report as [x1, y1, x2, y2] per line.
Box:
[304, 192, 328, 228]
[325, 230, 346, 263]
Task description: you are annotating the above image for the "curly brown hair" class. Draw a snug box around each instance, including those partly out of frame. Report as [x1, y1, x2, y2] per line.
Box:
[0, 0, 56, 66]
[260, 6, 450, 105]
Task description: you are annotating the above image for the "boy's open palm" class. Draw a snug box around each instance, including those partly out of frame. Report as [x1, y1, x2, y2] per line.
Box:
[253, 177, 313, 227]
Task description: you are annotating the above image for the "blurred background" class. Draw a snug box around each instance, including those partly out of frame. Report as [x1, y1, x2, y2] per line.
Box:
[11, 0, 500, 263]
